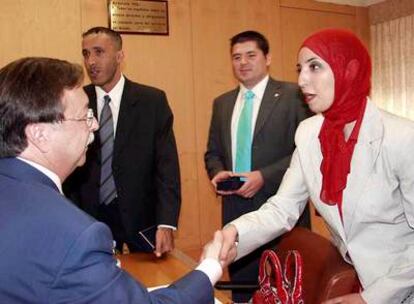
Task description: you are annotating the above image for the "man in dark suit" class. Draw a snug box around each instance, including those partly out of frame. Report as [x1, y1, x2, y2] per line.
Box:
[65, 27, 180, 256]
[205, 30, 310, 302]
[0, 57, 224, 303]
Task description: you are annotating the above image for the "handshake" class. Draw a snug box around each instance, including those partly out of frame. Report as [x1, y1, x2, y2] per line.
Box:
[201, 225, 239, 268]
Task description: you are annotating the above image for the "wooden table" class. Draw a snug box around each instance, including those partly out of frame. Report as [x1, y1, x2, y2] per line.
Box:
[118, 249, 231, 303]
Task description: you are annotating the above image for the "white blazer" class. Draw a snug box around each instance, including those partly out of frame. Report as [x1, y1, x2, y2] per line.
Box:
[232, 100, 414, 303]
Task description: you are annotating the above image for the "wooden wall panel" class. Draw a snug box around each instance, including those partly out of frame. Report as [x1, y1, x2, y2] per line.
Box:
[280, 0, 355, 13]
[280, 6, 356, 82]
[80, 0, 200, 249]
[190, 0, 282, 245]
[119, 0, 199, 249]
[355, 7, 370, 47]
[279, 1, 368, 238]
[0, 0, 369, 250]
[0, 0, 82, 66]
[369, 0, 414, 25]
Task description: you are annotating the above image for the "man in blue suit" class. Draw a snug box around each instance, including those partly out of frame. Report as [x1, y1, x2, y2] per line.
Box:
[0, 57, 224, 303]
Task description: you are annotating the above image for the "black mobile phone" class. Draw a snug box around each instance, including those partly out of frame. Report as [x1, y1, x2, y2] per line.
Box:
[217, 176, 245, 191]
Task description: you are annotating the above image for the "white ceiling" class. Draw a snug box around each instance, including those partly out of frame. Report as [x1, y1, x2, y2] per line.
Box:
[315, 0, 386, 7]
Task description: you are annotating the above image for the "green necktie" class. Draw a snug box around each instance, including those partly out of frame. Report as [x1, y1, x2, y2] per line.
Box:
[235, 90, 255, 173]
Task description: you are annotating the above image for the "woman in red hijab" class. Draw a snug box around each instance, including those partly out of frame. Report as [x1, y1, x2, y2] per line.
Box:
[216, 29, 414, 304]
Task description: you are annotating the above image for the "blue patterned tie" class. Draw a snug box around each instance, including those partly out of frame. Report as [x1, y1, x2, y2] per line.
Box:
[235, 90, 255, 173]
[99, 95, 117, 205]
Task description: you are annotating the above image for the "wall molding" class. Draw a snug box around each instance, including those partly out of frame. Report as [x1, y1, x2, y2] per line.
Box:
[369, 0, 414, 24]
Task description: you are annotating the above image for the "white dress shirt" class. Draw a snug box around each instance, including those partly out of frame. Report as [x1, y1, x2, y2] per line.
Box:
[17, 157, 63, 194]
[196, 258, 223, 286]
[231, 75, 269, 171]
[95, 75, 125, 133]
[94, 75, 176, 231]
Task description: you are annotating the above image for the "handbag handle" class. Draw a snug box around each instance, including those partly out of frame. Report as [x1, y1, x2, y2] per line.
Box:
[284, 250, 304, 304]
[257, 249, 289, 303]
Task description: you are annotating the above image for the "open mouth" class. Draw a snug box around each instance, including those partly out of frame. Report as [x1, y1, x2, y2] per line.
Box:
[88, 68, 100, 78]
[303, 93, 316, 103]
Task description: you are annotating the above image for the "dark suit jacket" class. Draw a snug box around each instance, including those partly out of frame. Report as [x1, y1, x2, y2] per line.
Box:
[205, 77, 311, 224]
[0, 158, 212, 304]
[65, 78, 181, 239]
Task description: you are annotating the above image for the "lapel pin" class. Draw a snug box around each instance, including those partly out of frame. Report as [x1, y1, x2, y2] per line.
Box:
[274, 93, 280, 98]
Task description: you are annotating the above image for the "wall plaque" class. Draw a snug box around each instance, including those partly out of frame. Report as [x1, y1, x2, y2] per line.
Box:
[108, 0, 169, 35]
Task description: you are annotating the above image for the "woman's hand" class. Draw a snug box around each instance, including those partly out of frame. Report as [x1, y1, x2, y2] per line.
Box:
[200, 225, 238, 268]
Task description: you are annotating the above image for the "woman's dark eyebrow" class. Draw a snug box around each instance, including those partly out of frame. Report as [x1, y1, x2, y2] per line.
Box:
[306, 57, 318, 63]
[296, 57, 319, 68]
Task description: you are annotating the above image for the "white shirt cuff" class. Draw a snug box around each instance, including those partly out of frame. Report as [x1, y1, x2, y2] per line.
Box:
[195, 258, 223, 285]
[157, 225, 177, 231]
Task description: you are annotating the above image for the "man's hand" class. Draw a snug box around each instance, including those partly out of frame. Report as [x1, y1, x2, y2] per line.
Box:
[234, 170, 264, 198]
[219, 225, 238, 267]
[154, 227, 174, 258]
[322, 293, 367, 304]
[201, 225, 238, 268]
[201, 230, 224, 261]
[211, 171, 238, 196]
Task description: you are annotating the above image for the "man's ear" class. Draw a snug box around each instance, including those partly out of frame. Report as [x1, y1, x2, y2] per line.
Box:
[265, 54, 272, 67]
[25, 123, 50, 153]
[116, 50, 124, 63]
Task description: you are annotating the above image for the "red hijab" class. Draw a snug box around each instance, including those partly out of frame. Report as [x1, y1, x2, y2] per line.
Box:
[301, 29, 371, 216]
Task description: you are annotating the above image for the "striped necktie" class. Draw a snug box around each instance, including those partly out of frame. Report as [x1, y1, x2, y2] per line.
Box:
[99, 95, 117, 205]
[235, 90, 255, 173]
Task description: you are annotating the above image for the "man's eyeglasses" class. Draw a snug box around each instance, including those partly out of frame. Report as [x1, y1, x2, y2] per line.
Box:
[64, 108, 95, 128]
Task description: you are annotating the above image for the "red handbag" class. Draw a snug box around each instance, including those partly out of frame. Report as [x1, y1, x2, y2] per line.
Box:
[252, 249, 304, 304]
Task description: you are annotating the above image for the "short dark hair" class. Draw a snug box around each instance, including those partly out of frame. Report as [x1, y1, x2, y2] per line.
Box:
[82, 26, 123, 50]
[0, 57, 83, 157]
[230, 31, 270, 55]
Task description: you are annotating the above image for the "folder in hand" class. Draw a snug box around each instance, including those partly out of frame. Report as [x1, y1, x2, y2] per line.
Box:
[138, 225, 156, 252]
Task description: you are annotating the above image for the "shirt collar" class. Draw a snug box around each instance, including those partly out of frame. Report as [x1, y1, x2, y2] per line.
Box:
[17, 157, 63, 194]
[95, 74, 125, 104]
[239, 75, 269, 98]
